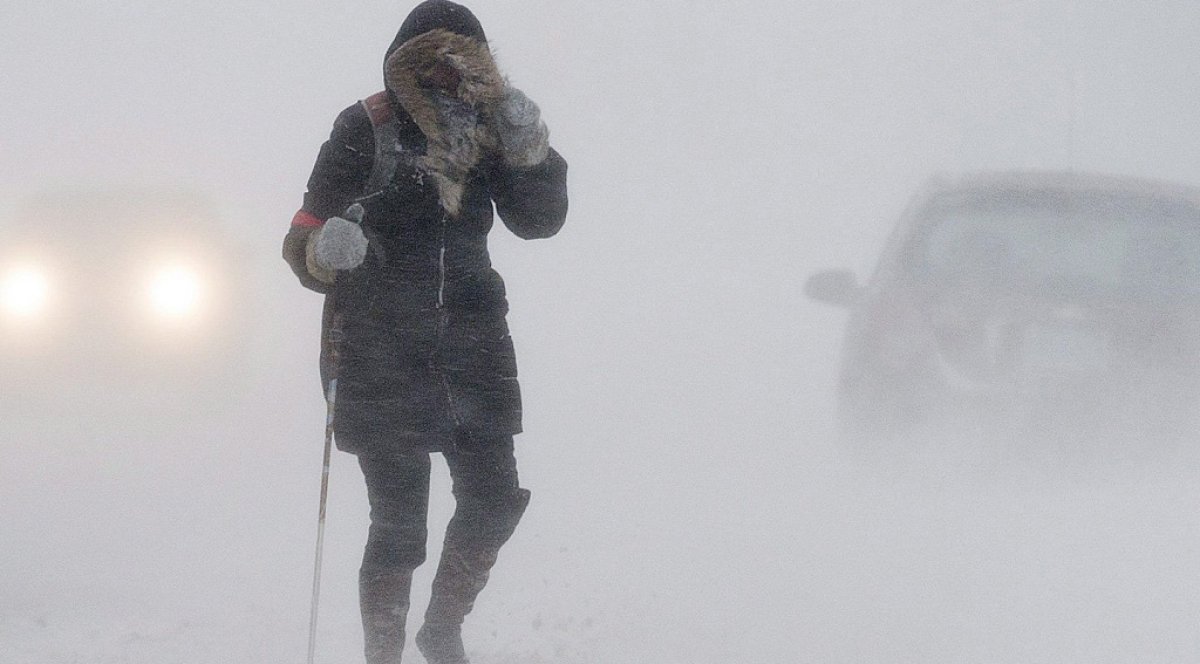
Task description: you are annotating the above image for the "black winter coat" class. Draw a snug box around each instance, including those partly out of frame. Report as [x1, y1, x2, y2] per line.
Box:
[284, 96, 568, 455]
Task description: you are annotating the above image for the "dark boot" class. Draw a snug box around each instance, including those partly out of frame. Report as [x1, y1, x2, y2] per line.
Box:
[417, 488, 531, 664]
[414, 622, 469, 664]
[360, 568, 413, 664]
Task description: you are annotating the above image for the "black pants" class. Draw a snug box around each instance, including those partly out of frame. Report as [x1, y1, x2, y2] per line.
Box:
[355, 431, 530, 662]
[357, 431, 525, 575]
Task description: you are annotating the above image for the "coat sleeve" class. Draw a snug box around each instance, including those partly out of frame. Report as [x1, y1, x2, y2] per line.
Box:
[283, 103, 375, 293]
[489, 148, 569, 240]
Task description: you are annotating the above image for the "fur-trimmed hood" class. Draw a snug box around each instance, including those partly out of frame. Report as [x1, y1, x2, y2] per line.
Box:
[385, 28, 505, 216]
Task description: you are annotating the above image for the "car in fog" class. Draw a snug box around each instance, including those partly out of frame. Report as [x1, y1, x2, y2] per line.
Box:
[807, 172, 1200, 451]
[0, 189, 259, 420]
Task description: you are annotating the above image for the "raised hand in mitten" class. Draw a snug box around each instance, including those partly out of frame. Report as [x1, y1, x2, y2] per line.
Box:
[492, 85, 550, 168]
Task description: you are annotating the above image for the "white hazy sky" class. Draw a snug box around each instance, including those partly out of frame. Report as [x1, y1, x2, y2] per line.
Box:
[3, 2, 1200, 662]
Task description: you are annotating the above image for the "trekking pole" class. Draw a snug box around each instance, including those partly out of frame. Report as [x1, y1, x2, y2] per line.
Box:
[306, 378, 337, 664]
[305, 202, 364, 663]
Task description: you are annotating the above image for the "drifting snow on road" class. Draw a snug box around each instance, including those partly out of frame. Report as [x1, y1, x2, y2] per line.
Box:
[4, 409, 1200, 663]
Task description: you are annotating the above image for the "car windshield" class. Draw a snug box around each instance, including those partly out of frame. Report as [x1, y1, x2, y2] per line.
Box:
[907, 191, 1200, 299]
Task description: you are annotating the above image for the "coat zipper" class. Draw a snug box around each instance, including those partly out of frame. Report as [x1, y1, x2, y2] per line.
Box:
[437, 212, 447, 311]
[435, 213, 461, 428]
[437, 247, 446, 307]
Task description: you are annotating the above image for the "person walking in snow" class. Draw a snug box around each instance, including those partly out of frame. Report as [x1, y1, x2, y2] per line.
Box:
[282, 2, 568, 662]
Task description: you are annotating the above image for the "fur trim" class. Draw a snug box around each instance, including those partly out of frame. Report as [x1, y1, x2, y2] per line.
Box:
[385, 29, 505, 216]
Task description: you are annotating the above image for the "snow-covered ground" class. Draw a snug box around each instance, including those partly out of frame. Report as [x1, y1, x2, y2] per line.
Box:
[5, 389, 1200, 663]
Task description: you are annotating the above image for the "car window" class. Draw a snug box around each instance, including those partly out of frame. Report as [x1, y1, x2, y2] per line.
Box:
[906, 193, 1200, 298]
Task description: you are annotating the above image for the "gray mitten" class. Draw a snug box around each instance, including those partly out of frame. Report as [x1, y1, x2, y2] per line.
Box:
[309, 204, 368, 274]
[493, 85, 550, 167]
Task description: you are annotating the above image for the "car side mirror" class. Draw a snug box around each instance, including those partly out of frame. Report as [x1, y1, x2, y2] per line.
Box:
[804, 268, 861, 307]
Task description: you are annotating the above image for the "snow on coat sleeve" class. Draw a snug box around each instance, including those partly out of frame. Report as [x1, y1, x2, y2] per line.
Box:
[489, 147, 569, 240]
[282, 104, 375, 293]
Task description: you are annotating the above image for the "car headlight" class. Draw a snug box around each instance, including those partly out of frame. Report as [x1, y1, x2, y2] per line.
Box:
[1, 265, 51, 319]
[147, 264, 205, 321]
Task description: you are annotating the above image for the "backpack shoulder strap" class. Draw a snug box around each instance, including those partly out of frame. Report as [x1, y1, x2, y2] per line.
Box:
[361, 90, 393, 127]
[360, 91, 402, 199]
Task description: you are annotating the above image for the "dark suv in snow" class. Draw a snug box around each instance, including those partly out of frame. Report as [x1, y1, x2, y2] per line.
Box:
[807, 172, 1200, 450]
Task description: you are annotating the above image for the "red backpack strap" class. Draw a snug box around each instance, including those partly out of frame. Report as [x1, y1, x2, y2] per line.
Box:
[361, 91, 393, 128]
